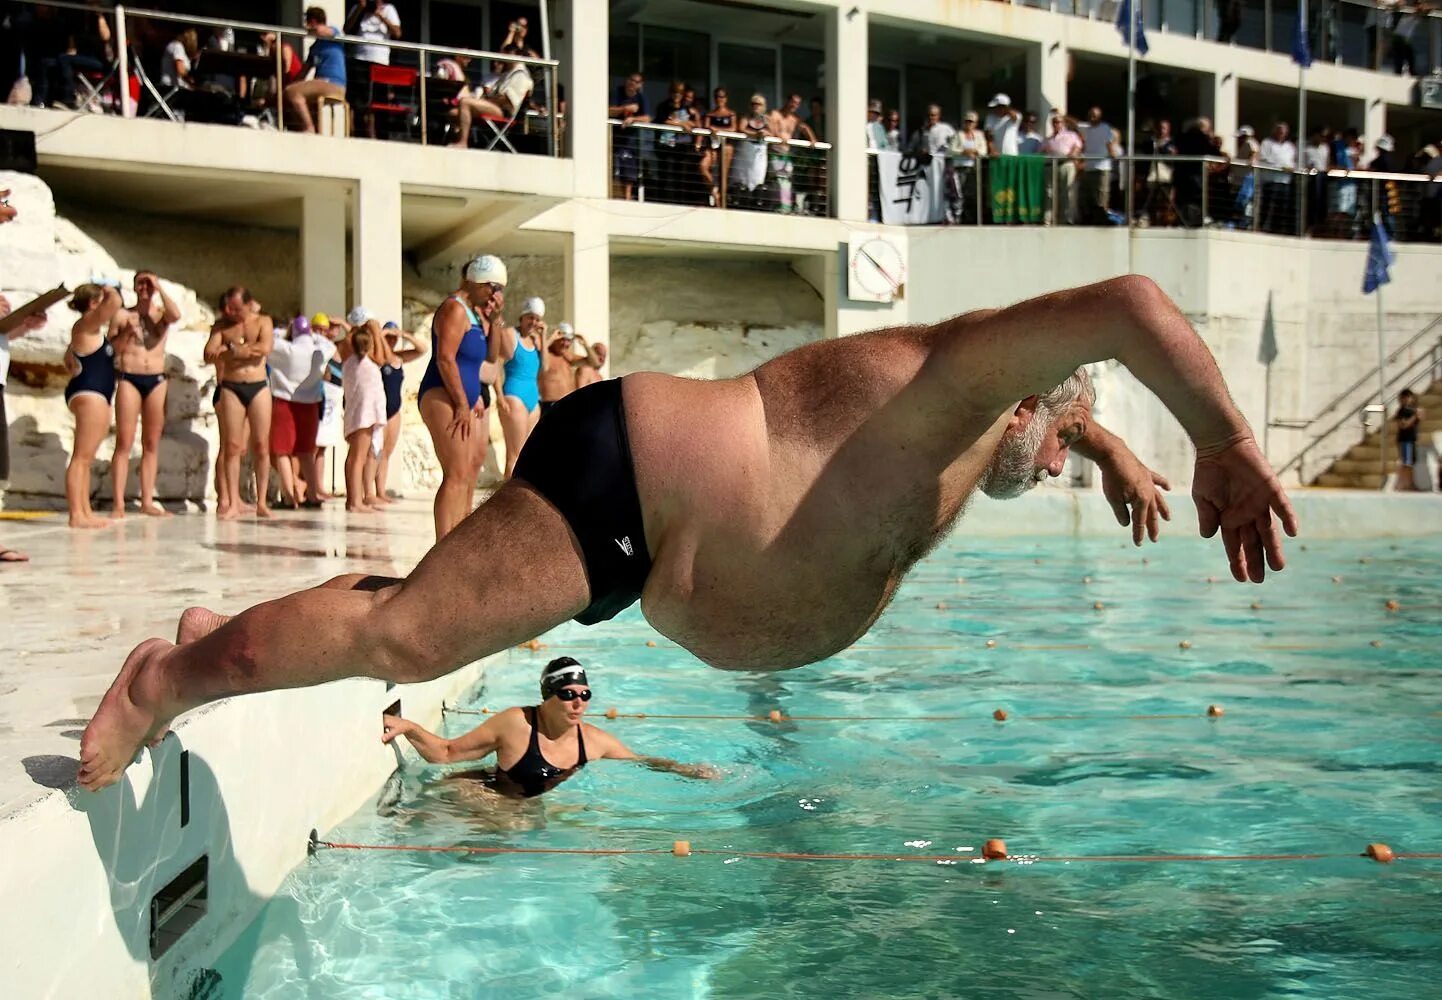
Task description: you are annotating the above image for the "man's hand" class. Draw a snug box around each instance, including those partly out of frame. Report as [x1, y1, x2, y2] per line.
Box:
[381, 714, 414, 743]
[1192, 436, 1299, 583]
[1100, 450, 1172, 546]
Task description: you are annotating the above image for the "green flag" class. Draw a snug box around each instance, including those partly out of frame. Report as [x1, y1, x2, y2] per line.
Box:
[990, 156, 1046, 224]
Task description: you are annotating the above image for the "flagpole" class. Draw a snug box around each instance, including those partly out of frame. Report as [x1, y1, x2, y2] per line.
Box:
[1126, 0, 1137, 235]
[1376, 280, 1388, 487]
[1298, 0, 1308, 236]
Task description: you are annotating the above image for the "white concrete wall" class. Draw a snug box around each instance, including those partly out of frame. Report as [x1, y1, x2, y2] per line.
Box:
[0, 658, 492, 1000]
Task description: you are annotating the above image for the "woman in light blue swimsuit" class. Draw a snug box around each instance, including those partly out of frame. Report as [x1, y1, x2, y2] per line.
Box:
[496, 296, 545, 479]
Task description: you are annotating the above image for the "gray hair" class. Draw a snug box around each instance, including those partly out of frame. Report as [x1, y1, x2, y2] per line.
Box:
[1038, 366, 1094, 415]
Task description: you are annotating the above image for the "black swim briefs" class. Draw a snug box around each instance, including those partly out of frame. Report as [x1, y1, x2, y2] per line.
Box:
[513, 378, 652, 625]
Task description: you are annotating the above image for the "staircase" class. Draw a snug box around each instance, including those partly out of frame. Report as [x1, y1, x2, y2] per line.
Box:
[1312, 379, 1442, 488]
[1273, 315, 1442, 488]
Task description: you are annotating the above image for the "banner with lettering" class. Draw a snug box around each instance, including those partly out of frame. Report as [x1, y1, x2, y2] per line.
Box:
[876, 151, 947, 225]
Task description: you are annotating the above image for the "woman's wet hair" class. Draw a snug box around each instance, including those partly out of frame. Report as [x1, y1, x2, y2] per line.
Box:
[68, 283, 105, 313]
[351, 328, 373, 357]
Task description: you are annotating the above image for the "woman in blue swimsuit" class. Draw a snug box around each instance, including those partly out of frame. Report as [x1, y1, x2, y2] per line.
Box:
[496, 295, 545, 479]
[62, 283, 124, 529]
[417, 254, 507, 540]
[371, 321, 426, 507]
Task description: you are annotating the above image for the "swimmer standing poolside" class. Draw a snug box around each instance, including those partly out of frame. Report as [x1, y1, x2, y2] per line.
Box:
[382, 658, 718, 798]
[83, 276, 1299, 789]
[205, 287, 274, 519]
[496, 296, 544, 478]
[417, 255, 504, 540]
[62, 282, 124, 529]
[538, 321, 578, 416]
[111, 271, 181, 517]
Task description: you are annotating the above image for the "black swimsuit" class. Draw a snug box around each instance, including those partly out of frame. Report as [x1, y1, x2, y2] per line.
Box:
[487, 706, 587, 798]
[513, 377, 653, 625]
[120, 372, 166, 400]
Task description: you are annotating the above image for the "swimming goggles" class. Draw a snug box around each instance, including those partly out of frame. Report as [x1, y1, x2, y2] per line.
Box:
[555, 688, 592, 703]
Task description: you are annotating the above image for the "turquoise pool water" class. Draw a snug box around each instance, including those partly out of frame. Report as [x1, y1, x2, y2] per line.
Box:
[216, 536, 1442, 999]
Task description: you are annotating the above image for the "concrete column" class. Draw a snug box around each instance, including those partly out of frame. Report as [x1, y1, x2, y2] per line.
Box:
[565, 205, 610, 373]
[302, 188, 347, 317]
[826, 6, 868, 223]
[1025, 37, 1069, 116]
[560, 0, 609, 199]
[351, 175, 402, 323]
[1363, 95, 1387, 145]
[1208, 72, 1238, 151]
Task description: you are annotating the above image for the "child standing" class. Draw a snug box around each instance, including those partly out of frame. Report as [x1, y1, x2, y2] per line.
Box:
[342, 326, 387, 513]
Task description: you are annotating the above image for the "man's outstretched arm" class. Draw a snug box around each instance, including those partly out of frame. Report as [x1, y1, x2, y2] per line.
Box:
[932, 275, 1298, 581]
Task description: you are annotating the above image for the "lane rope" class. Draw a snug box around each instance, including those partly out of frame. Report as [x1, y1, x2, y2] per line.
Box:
[441, 704, 1232, 724]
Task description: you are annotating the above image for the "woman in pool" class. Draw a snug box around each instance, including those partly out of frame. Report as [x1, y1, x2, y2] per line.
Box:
[381, 658, 718, 798]
[371, 321, 426, 505]
[63, 282, 125, 529]
[495, 295, 545, 479]
[416, 255, 506, 540]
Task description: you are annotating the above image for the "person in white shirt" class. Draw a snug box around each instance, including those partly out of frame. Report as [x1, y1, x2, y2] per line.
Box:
[865, 99, 888, 150]
[1258, 121, 1299, 234]
[345, 1, 402, 66]
[1079, 106, 1119, 224]
[910, 104, 957, 155]
[884, 109, 902, 152]
[160, 30, 197, 92]
[947, 111, 986, 223]
[269, 315, 335, 508]
[985, 93, 1021, 156]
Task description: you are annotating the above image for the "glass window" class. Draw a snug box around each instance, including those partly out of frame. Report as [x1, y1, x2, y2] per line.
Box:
[868, 65, 901, 124]
[1269, 0, 1299, 56]
[904, 64, 959, 136]
[781, 45, 823, 106]
[1160, 0, 1201, 37]
[641, 24, 710, 109]
[718, 42, 778, 108]
[430, 1, 485, 51]
[609, 19, 640, 92]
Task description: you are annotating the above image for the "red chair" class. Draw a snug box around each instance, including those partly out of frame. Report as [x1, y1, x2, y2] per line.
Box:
[366, 64, 419, 140]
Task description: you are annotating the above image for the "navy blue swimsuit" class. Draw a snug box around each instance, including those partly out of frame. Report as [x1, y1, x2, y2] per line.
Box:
[481, 707, 588, 798]
[381, 362, 404, 419]
[64, 339, 116, 404]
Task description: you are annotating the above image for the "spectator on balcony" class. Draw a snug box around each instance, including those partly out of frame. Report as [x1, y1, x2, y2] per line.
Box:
[731, 95, 773, 201]
[865, 99, 889, 150]
[1079, 106, 1118, 225]
[985, 94, 1020, 157]
[1138, 119, 1176, 224]
[449, 45, 534, 148]
[159, 28, 198, 94]
[808, 96, 826, 141]
[1018, 112, 1043, 155]
[285, 8, 346, 134]
[884, 109, 902, 152]
[1258, 121, 1298, 234]
[700, 87, 738, 206]
[610, 72, 650, 201]
[1416, 144, 1442, 242]
[1388, 2, 1433, 75]
[653, 80, 700, 204]
[1303, 126, 1331, 235]
[434, 53, 471, 82]
[947, 111, 985, 225]
[1368, 133, 1397, 172]
[767, 93, 817, 215]
[346, 0, 402, 67]
[502, 17, 540, 61]
[910, 103, 956, 156]
[33, 1, 113, 111]
[1040, 111, 1083, 224]
[1173, 117, 1215, 228]
[1234, 124, 1259, 163]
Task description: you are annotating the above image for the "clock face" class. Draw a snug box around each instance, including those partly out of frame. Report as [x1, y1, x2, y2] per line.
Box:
[848, 237, 906, 302]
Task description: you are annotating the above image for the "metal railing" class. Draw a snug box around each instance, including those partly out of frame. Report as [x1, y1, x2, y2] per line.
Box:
[1273, 314, 1442, 483]
[608, 118, 833, 217]
[865, 150, 1442, 242]
[8, 0, 563, 155]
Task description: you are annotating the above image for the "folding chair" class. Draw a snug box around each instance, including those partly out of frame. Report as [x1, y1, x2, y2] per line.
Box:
[478, 92, 528, 153]
[366, 64, 419, 141]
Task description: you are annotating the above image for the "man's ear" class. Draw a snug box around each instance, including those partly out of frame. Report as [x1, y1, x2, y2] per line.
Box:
[1009, 395, 1040, 433]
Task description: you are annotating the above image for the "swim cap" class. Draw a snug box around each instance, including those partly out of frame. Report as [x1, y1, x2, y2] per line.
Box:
[383, 321, 399, 329]
[347, 306, 371, 326]
[463, 254, 508, 288]
[520, 296, 545, 319]
[540, 657, 588, 699]
[290, 315, 311, 337]
[311, 312, 330, 328]
[555, 322, 574, 337]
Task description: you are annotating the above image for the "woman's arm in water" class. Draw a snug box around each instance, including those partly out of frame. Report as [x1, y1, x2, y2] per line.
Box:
[589, 727, 720, 779]
[382, 711, 505, 764]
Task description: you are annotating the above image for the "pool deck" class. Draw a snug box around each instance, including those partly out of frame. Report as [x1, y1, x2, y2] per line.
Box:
[0, 488, 1440, 997]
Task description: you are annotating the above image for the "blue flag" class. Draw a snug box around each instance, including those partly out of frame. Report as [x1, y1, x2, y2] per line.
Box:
[1363, 214, 1395, 294]
[1293, 13, 1313, 67]
[1116, 0, 1150, 57]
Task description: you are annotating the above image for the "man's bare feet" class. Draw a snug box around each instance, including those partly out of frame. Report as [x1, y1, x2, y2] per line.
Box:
[111, 505, 127, 519]
[140, 503, 172, 517]
[256, 504, 274, 519]
[217, 508, 243, 521]
[69, 514, 112, 529]
[176, 606, 232, 644]
[79, 638, 175, 791]
[345, 503, 375, 514]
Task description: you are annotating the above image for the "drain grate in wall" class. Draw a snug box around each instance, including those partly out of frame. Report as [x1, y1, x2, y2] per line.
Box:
[150, 855, 208, 960]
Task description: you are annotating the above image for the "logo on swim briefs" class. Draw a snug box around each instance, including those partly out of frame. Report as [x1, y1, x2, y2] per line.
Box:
[615, 536, 634, 558]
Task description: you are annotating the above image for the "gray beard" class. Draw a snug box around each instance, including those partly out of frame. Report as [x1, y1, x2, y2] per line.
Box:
[978, 408, 1053, 499]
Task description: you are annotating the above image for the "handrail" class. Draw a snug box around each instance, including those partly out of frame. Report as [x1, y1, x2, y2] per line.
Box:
[1274, 315, 1442, 480]
[607, 118, 832, 151]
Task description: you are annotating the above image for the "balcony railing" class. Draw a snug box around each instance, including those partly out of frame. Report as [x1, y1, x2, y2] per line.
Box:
[8, 0, 563, 155]
[866, 150, 1442, 243]
[608, 119, 833, 218]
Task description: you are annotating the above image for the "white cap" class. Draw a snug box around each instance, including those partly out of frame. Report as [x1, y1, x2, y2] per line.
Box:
[347, 306, 371, 326]
[463, 254, 508, 288]
[988, 93, 1011, 108]
[1376, 134, 1395, 151]
[555, 322, 574, 337]
[520, 296, 545, 318]
[1236, 125, 1255, 138]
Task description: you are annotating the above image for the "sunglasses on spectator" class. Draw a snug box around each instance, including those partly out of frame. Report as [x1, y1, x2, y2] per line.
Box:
[556, 688, 592, 702]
